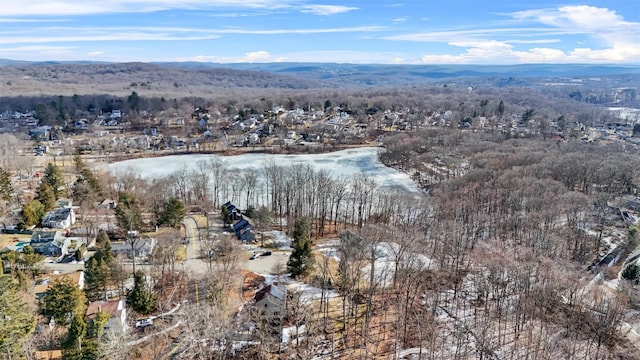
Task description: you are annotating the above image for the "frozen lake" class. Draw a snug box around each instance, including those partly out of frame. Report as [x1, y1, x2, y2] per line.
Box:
[105, 147, 419, 194]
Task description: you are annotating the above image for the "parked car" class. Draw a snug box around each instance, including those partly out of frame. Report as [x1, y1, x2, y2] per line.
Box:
[249, 253, 260, 260]
[261, 251, 272, 256]
[135, 318, 153, 328]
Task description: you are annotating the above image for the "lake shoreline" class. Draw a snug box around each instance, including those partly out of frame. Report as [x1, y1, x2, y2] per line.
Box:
[89, 142, 382, 165]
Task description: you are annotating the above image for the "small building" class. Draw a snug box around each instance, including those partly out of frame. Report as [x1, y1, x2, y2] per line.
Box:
[86, 299, 128, 333]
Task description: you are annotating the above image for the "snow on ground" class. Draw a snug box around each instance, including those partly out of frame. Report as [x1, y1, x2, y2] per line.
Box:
[287, 280, 339, 302]
[282, 324, 306, 344]
[316, 239, 341, 262]
[359, 242, 436, 287]
[262, 230, 292, 249]
[105, 147, 419, 194]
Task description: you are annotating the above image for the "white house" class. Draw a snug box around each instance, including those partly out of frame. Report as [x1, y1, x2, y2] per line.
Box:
[86, 299, 128, 333]
[42, 207, 76, 229]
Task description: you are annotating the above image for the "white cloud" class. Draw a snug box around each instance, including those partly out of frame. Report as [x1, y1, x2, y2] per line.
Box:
[1, 0, 296, 16]
[0, 25, 383, 45]
[0, 45, 76, 58]
[176, 51, 286, 63]
[387, 5, 640, 64]
[393, 17, 408, 23]
[86, 51, 105, 56]
[300, 5, 358, 16]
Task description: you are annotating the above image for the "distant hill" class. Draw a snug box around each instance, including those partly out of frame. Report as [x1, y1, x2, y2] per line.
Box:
[0, 59, 638, 97]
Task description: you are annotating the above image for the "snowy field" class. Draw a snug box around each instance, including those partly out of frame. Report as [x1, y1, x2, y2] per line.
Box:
[105, 147, 419, 194]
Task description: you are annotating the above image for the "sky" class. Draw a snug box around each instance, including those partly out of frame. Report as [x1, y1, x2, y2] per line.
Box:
[0, 0, 638, 65]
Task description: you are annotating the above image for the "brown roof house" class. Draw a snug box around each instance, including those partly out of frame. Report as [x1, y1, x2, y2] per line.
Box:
[34, 270, 85, 299]
[86, 299, 128, 334]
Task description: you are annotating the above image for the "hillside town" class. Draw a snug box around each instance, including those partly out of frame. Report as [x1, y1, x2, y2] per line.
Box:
[1, 69, 640, 359]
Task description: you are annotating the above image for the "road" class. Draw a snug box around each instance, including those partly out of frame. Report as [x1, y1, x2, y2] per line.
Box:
[181, 217, 209, 274]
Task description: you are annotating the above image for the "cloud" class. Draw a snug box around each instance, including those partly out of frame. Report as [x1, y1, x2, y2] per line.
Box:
[300, 5, 357, 16]
[0, 45, 76, 58]
[393, 17, 408, 23]
[86, 51, 105, 56]
[177, 50, 286, 63]
[386, 5, 640, 64]
[0, 25, 384, 45]
[1, 0, 296, 16]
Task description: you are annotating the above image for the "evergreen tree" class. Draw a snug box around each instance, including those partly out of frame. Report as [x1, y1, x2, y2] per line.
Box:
[35, 181, 56, 211]
[497, 100, 505, 116]
[85, 231, 115, 301]
[622, 263, 640, 284]
[95, 229, 110, 247]
[21, 200, 46, 227]
[62, 313, 86, 358]
[42, 277, 87, 327]
[287, 218, 315, 278]
[128, 271, 156, 315]
[43, 162, 65, 199]
[221, 205, 231, 227]
[84, 256, 111, 301]
[0, 167, 13, 201]
[0, 276, 36, 357]
[158, 198, 186, 228]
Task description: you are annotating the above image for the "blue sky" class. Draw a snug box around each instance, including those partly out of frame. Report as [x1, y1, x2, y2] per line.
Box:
[0, 1, 638, 64]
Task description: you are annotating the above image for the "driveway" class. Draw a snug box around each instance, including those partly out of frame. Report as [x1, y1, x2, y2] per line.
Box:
[240, 249, 290, 275]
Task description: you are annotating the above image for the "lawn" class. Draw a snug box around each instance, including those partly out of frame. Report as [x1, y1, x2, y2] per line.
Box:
[0, 234, 31, 249]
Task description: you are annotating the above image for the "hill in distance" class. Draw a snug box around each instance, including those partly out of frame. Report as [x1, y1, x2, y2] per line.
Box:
[0, 59, 638, 97]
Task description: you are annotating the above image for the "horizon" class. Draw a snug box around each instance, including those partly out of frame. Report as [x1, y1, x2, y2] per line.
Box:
[1, 1, 638, 65]
[2, 59, 640, 68]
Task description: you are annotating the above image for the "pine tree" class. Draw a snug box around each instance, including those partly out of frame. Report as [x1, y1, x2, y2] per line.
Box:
[0, 276, 36, 357]
[84, 256, 111, 301]
[42, 277, 87, 327]
[43, 162, 65, 199]
[622, 263, 640, 284]
[35, 181, 56, 211]
[287, 218, 315, 278]
[128, 271, 156, 315]
[62, 314, 86, 356]
[158, 198, 186, 228]
[21, 200, 46, 227]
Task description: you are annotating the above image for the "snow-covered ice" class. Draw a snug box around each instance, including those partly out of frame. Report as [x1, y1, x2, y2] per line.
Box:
[105, 147, 419, 194]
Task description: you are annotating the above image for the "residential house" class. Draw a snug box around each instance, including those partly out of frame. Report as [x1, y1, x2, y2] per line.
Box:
[223, 201, 242, 221]
[254, 282, 286, 322]
[86, 299, 127, 333]
[34, 270, 85, 299]
[30, 230, 71, 257]
[233, 218, 254, 243]
[42, 207, 76, 229]
[111, 237, 156, 259]
[29, 126, 52, 139]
